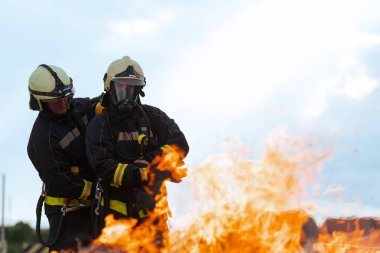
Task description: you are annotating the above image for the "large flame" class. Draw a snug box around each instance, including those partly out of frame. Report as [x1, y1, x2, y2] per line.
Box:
[80, 131, 379, 252]
[168, 133, 325, 253]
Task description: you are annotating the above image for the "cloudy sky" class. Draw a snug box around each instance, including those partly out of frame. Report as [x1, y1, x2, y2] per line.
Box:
[0, 0, 379, 226]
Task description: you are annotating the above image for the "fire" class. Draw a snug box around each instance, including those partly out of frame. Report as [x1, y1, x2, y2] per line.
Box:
[78, 131, 379, 253]
[168, 133, 324, 253]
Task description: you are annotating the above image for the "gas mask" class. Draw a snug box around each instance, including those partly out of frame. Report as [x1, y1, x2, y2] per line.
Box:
[110, 80, 140, 114]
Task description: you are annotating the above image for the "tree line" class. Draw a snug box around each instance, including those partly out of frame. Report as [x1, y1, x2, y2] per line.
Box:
[4, 222, 48, 253]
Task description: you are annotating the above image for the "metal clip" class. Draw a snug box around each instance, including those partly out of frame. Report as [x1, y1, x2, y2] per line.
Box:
[61, 203, 85, 216]
[94, 180, 103, 216]
[41, 183, 47, 197]
[61, 205, 67, 216]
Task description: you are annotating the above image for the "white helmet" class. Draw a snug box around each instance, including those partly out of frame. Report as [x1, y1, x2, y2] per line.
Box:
[103, 56, 146, 106]
[28, 64, 74, 111]
[103, 56, 145, 91]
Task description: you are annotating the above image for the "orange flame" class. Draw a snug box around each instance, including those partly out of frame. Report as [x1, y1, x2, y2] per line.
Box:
[79, 131, 379, 253]
[168, 133, 326, 253]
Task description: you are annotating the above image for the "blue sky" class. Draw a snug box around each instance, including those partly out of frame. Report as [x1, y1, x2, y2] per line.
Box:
[0, 0, 379, 226]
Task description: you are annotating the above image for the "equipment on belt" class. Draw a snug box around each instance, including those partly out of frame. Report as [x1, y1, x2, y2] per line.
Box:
[35, 184, 89, 247]
[91, 179, 104, 237]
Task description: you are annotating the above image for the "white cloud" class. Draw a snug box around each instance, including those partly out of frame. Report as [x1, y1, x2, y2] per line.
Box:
[160, 0, 380, 125]
[108, 13, 172, 37]
[337, 54, 379, 99]
[299, 52, 379, 122]
[342, 74, 378, 100]
[100, 10, 173, 52]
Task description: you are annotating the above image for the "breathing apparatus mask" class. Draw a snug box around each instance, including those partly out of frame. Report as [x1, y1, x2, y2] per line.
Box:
[110, 79, 143, 114]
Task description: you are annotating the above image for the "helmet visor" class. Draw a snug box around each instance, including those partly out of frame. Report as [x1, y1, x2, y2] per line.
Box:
[110, 81, 138, 105]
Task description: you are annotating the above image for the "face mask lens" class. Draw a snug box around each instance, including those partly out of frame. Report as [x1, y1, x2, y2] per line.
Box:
[111, 82, 136, 105]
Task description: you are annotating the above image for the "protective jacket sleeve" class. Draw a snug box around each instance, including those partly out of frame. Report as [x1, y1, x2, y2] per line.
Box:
[144, 105, 189, 159]
[28, 123, 93, 200]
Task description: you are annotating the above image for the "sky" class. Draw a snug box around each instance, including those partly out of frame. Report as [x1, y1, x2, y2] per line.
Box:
[0, 0, 379, 227]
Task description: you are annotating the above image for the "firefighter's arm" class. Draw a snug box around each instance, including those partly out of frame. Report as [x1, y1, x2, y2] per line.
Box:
[28, 134, 94, 201]
[143, 106, 189, 182]
[144, 105, 189, 159]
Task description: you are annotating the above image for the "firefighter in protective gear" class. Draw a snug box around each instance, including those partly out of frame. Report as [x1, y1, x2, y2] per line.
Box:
[27, 64, 99, 251]
[86, 56, 189, 231]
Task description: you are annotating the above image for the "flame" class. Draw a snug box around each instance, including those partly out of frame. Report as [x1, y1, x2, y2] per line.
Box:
[79, 131, 379, 253]
[168, 133, 326, 253]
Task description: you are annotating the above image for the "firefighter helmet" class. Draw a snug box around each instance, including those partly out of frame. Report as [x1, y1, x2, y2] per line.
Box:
[103, 56, 146, 91]
[28, 64, 75, 111]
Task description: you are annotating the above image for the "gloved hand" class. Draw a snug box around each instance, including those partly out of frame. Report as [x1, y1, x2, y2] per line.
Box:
[134, 155, 187, 212]
[144, 150, 162, 164]
[121, 163, 147, 188]
[133, 159, 150, 183]
[134, 159, 175, 185]
[135, 162, 168, 212]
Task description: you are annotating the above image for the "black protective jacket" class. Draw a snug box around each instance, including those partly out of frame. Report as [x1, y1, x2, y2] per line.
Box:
[86, 104, 189, 217]
[28, 98, 97, 200]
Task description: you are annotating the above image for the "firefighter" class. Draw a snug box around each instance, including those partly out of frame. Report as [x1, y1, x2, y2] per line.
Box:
[27, 64, 99, 251]
[86, 56, 189, 234]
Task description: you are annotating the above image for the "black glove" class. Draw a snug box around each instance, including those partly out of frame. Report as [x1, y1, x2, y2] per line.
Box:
[144, 150, 162, 164]
[135, 163, 168, 212]
[133, 159, 173, 185]
[121, 164, 146, 188]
